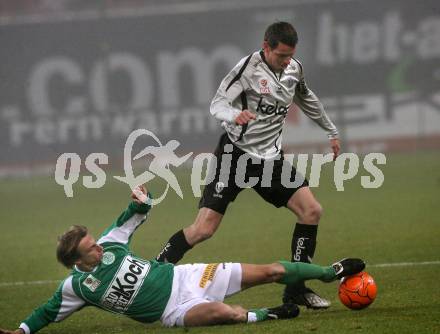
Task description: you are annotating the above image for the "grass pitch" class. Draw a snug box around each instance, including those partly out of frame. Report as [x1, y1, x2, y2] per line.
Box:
[0, 151, 439, 333]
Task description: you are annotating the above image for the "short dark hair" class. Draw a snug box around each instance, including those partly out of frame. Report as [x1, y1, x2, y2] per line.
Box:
[56, 225, 88, 268]
[264, 21, 298, 49]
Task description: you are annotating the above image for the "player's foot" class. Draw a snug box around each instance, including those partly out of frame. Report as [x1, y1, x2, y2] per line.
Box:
[332, 258, 365, 279]
[285, 288, 331, 309]
[266, 303, 300, 320]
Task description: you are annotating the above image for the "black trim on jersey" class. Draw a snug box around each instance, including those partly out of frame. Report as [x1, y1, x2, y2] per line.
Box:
[274, 129, 283, 152]
[235, 92, 249, 143]
[240, 91, 248, 110]
[226, 54, 253, 91]
[291, 57, 304, 75]
[224, 54, 251, 143]
[236, 124, 249, 143]
[292, 58, 308, 95]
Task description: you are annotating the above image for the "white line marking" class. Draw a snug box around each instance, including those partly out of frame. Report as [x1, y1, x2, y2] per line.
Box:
[369, 260, 440, 268]
[0, 280, 60, 287]
[0, 261, 439, 288]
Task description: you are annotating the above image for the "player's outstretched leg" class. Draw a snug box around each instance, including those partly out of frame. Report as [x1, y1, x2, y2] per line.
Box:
[284, 258, 365, 312]
[183, 301, 299, 326]
[240, 258, 365, 290]
[243, 258, 365, 318]
[242, 259, 365, 323]
[275, 259, 362, 285]
[182, 259, 364, 327]
[183, 302, 247, 326]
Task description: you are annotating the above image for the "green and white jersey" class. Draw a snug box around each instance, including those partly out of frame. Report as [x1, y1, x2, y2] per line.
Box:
[19, 200, 174, 334]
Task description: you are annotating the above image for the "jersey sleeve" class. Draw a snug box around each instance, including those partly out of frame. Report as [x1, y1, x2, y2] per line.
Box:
[210, 54, 252, 123]
[19, 276, 85, 334]
[292, 60, 339, 139]
[97, 199, 152, 246]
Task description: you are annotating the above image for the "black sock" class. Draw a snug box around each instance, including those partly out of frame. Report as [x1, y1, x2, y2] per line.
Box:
[156, 230, 192, 264]
[283, 223, 318, 302]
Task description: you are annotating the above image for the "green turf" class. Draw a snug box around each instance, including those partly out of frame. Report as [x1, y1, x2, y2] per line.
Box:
[0, 151, 439, 333]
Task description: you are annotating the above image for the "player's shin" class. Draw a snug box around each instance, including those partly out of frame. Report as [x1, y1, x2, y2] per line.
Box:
[277, 261, 335, 285]
[283, 223, 318, 300]
[156, 229, 192, 263]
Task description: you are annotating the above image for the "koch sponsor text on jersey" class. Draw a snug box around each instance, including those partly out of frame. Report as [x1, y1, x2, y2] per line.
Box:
[101, 256, 151, 312]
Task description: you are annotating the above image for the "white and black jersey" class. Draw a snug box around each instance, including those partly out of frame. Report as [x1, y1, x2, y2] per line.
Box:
[211, 50, 338, 160]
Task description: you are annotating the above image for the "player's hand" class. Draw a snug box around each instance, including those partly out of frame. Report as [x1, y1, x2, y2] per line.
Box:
[330, 138, 341, 161]
[131, 185, 148, 204]
[235, 110, 256, 125]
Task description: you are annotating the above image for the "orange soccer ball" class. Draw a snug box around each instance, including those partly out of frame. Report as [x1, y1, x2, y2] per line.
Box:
[338, 271, 377, 310]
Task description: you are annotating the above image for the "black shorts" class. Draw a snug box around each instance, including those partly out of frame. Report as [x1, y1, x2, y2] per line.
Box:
[199, 133, 309, 215]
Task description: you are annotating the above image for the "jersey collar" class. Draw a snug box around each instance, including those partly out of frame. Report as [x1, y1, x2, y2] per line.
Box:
[74, 264, 99, 273]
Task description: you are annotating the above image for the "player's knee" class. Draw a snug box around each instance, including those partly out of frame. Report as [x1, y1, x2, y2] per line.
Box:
[192, 213, 220, 242]
[304, 203, 322, 223]
[193, 223, 216, 242]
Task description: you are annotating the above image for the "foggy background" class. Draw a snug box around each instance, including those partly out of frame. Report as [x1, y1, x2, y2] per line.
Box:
[1, 0, 439, 176]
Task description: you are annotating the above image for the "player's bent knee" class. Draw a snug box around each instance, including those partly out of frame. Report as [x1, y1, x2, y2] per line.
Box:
[193, 224, 216, 242]
[305, 203, 322, 223]
[192, 211, 221, 242]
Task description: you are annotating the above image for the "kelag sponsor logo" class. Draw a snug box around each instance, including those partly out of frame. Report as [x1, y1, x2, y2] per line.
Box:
[256, 97, 289, 116]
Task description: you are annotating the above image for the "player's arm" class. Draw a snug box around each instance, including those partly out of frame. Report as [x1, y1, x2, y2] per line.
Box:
[8, 277, 86, 334]
[292, 61, 340, 159]
[210, 55, 256, 125]
[97, 185, 152, 246]
[0, 329, 23, 334]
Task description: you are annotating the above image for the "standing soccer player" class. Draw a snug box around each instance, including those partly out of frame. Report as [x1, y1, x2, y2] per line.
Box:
[156, 21, 340, 310]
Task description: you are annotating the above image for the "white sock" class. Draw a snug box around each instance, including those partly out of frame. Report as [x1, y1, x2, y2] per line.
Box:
[247, 312, 258, 323]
